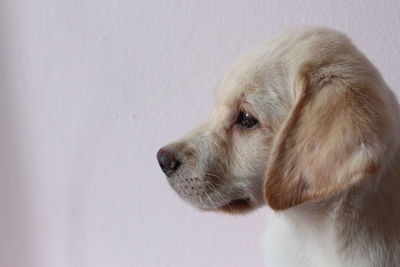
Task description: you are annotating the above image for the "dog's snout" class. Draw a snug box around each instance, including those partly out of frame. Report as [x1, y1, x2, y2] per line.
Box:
[157, 147, 181, 176]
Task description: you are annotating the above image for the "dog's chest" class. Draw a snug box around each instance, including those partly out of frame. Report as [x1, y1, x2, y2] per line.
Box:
[263, 212, 341, 267]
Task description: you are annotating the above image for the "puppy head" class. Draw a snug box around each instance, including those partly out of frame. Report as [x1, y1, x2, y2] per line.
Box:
[157, 28, 399, 213]
[157, 42, 289, 213]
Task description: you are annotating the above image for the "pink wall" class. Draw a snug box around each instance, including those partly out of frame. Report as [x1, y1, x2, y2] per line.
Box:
[0, 1, 399, 266]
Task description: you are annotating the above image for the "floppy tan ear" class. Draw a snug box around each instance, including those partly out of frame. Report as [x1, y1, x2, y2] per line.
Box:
[264, 66, 391, 210]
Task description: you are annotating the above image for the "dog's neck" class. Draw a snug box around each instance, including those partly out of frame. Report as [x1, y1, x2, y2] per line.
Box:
[283, 142, 400, 264]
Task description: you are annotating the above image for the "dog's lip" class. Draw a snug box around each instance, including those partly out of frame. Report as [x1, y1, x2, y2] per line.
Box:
[219, 197, 252, 212]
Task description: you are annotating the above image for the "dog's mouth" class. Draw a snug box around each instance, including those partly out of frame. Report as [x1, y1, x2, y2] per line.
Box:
[169, 176, 256, 214]
[219, 197, 252, 213]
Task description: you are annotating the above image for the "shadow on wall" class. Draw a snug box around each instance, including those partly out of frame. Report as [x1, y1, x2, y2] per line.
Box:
[0, 2, 34, 267]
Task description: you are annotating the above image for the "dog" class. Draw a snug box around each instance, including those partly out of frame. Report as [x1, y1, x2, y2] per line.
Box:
[157, 27, 400, 266]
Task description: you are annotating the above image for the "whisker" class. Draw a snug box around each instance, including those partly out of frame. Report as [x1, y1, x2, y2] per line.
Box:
[205, 173, 224, 182]
[204, 180, 229, 209]
[200, 187, 215, 207]
[197, 192, 205, 208]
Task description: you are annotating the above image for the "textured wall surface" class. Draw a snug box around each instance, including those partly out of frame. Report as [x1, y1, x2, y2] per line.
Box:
[0, 1, 399, 267]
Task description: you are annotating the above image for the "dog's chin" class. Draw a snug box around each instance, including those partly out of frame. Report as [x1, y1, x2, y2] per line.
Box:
[200, 197, 254, 214]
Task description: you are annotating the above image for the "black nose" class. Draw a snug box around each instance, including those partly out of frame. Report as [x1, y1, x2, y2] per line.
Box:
[157, 148, 181, 176]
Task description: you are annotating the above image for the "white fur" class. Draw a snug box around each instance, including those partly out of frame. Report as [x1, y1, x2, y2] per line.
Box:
[264, 211, 355, 267]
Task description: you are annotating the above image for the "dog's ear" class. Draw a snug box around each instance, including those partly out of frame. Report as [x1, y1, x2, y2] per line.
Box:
[264, 66, 392, 210]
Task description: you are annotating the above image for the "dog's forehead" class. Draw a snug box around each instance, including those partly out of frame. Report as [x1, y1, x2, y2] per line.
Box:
[216, 54, 272, 104]
[215, 45, 290, 109]
[214, 27, 345, 109]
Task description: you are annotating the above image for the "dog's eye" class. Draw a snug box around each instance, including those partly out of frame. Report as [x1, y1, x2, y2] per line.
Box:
[238, 111, 259, 129]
